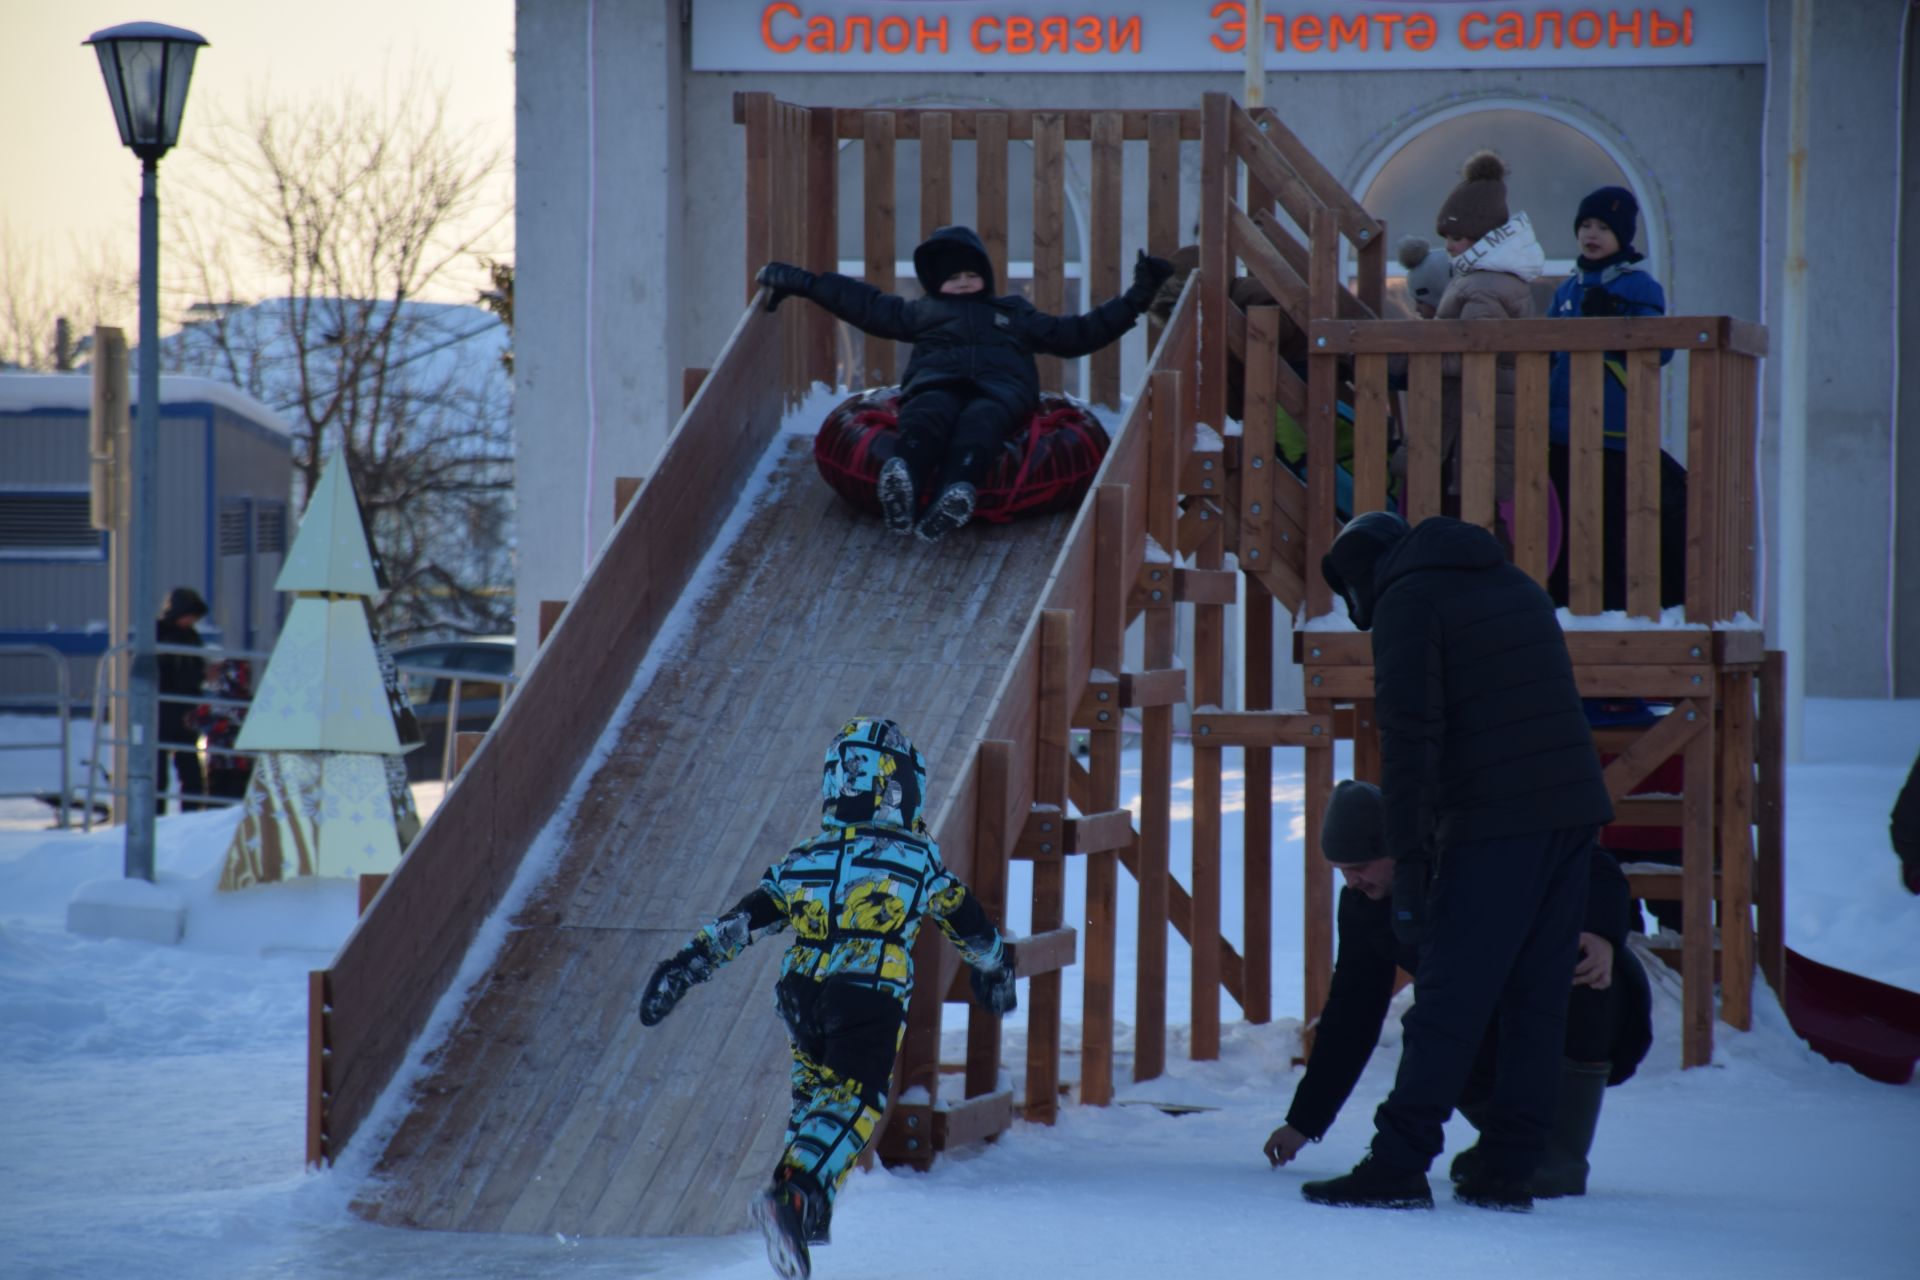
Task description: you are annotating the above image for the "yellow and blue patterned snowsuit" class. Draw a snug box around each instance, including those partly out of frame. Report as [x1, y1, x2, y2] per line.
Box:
[680, 718, 1006, 1216]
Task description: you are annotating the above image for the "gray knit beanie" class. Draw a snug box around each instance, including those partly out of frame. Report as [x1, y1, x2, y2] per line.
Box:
[1320, 779, 1386, 865]
[1397, 237, 1452, 313]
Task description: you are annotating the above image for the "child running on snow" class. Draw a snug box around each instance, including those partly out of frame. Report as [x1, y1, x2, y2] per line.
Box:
[758, 226, 1173, 542]
[637, 717, 1018, 1279]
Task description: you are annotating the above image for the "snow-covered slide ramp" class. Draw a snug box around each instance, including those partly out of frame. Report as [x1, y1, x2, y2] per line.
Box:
[314, 299, 1072, 1237]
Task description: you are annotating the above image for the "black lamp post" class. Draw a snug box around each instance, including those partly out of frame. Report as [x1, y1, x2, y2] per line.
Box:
[84, 21, 208, 881]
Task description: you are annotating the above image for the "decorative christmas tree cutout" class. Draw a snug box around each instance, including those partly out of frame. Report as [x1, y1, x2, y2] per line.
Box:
[221, 454, 423, 890]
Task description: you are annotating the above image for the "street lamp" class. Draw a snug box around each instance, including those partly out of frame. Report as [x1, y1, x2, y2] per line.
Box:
[85, 21, 208, 882]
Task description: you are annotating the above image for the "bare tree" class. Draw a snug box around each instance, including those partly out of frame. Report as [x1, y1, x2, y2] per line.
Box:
[0, 217, 138, 370]
[165, 80, 514, 644]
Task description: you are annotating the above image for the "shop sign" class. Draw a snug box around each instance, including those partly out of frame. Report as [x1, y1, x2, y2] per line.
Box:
[692, 0, 1766, 72]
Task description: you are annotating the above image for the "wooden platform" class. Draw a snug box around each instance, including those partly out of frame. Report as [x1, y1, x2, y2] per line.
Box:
[352, 438, 1072, 1238]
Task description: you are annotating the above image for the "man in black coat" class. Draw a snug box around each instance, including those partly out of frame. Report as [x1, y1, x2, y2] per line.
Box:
[156, 586, 209, 814]
[758, 226, 1171, 542]
[1265, 779, 1651, 1199]
[1893, 750, 1920, 895]
[1302, 512, 1615, 1212]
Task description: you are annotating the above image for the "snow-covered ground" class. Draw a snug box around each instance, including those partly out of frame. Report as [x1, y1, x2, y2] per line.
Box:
[0, 697, 1916, 1278]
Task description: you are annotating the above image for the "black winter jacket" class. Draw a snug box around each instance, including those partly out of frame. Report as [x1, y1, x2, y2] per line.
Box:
[156, 618, 205, 739]
[1893, 751, 1920, 869]
[1369, 517, 1613, 859]
[798, 226, 1142, 417]
[1284, 847, 1652, 1140]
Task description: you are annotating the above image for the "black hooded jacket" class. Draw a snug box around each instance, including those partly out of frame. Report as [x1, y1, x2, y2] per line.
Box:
[1369, 518, 1613, 858]
[796, 225, 1142, 416]
[1283, 847, 1653, 1141]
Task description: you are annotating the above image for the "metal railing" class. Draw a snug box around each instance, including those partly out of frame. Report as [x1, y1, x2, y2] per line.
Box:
[0, 644, 74, 828]
[80, 641, 519, 830]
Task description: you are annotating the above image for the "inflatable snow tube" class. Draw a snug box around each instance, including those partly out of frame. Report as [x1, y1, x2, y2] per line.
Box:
[813, 387, 1110, 525]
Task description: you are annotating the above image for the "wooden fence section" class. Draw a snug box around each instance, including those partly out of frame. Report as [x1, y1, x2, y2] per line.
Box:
[308, 299, 802, 1167]
[737, 94, 1196, 406]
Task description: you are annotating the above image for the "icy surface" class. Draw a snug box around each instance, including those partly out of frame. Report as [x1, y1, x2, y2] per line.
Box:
[2, 691, 1916, 1271]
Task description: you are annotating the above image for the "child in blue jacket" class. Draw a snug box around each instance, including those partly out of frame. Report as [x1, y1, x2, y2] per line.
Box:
[638, 717, 1016, 1279]
[1545, 186, 1687, 609]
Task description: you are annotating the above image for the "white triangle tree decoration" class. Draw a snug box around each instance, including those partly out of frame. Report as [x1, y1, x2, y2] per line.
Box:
[222, 454, 424, 890]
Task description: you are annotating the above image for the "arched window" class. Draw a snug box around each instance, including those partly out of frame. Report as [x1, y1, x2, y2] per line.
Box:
[1354, 104, 1654, 315]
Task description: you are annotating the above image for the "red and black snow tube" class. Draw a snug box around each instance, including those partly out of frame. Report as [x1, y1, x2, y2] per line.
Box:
[813, 387, 1110, 524]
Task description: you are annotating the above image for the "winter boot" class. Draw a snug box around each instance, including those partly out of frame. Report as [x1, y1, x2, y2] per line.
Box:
[1453, 1167, 1534, 1213]
[750, 1168, 823, 1279]
[914, 481, 977, 543]
[1300, 1155, 1434, 1210]
[1447, 1100, 1492, 1185]
[877, 456, 917, 536]
[1530, 1059, 1610, 1199]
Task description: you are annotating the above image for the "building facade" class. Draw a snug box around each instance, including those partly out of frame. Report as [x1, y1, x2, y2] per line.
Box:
[513, 0, 1917, 697]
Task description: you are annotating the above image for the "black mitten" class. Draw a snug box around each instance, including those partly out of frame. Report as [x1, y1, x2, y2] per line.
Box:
[638, 940, 711, 1025]
[969, 948, 1019, 1016]
[757, 261, 816, 312]
[1390, 855, 1433, 947]
[1579, 286, 1625, 317]
[1124, 249, 1176, 311]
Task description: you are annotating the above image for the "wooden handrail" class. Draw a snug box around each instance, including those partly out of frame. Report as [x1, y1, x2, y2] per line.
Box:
[1252, 106, 1383, 247]
[732, 96, 1205, 141]
[1311, 316, 1771, 357]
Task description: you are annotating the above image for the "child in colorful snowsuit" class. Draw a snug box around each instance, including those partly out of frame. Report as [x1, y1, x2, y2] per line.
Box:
[758, 226, 1172, 543]
[184, 658, 254, 800]
[637, 717, 1017, 1280]
[1546, 185, 1686, 609]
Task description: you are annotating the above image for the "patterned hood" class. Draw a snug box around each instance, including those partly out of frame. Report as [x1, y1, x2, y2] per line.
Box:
[821, 717, 927, 832]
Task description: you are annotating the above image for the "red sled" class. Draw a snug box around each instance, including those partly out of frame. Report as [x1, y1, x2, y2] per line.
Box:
[813, 387, 1110, 524]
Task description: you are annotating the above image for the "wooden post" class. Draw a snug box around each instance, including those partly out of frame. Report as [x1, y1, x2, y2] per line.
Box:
[1684, 349, 1724, 625]
[453, 730, 485, 779]
[1192, 471, 1225, 1061]
[306, 969, 332, 1167]
[742, 93, 773, 303]
[863, 110, 897, 386]
[1199, 94, 1231, 434]
[1405, 354, 1443, 523]
[975, 113, 1010, 294]
[1081, 485, 1129, 1103]
[1513, 353, 1552, 586]
[538, 599, 566, 646]
[1755, 650, 1786, 994]
[806, 107, 840, 387]
[1146, 111, 1182, 354]
[1025, 610, 1072, 1122]
[1569, 350, 1607, 614]
[1305, 208, 1340, 621]
[1032, 113, 1066, 394]
[1352, 353, 1389, 516]
[613, 476, 644, 521]
[1241, 583, 1274, 1025]
[1089, 111, 1124, 409]
[1136, 370, 1181, 1083]
[1459, 352, 1497, 529]
[1680, 702, 1717, 1067]
[965, 741, 1012, 1100]
[92, 328, 131, 825]
[1302, 703, 1334, 1026]
[1625, 348, 1663, 619]
[1718, 670, 1756, 1031]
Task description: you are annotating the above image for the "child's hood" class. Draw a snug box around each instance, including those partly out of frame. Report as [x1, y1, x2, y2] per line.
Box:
[1453, 212, 1545, 283]
[913, 225, 996, 296]
[820, 716, 929, 832]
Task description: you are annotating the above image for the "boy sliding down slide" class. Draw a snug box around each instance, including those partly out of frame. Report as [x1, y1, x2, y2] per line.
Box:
[638, 717, 1018, 1279]
[758, 226, 1172, 542]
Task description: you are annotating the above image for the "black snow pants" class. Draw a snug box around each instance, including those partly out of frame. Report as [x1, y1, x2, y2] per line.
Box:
[1371, 824, 1593, 1179]
[892, 386, 1021, 497]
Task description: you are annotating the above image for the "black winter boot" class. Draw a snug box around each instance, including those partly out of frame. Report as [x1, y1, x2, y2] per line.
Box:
[1531, 1059, 1610, 1198]
[877, 456, 917, 536]
[750, 1168, 824, 1279]
[1447, 1101, 1491, 1185]
[1453, 1168, 1534, 1213]
[1300, 1155, 1434, 1209]
[914, 481, 976, 543]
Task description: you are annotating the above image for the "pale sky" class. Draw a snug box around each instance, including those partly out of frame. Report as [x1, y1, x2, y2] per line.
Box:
[0, 0, 515, 330]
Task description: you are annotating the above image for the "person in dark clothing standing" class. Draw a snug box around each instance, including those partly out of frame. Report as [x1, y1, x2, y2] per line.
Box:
[1265, 779, 1651, 1199]
[759, 226, 1171, 542]
[1893, 750, 1920, 895]
[1304, 512, 1615, 1212]
[155, 586, 209, 814]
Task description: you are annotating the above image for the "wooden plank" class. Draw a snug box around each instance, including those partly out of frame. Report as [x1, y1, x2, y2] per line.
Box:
[1718, 671, 1756, 1031]
[932, 1089, 1013, 1152]
[1599, 699, 1705, 801]
[1192, 415, 1226, 1061]
[538, 599, 566, 646]
[863, 111, 897, 386]
[1136, 372, 1180, 1083]
[1240, 306, 1280, 577]
[1024, 609, 1072, 1123]
[307, 970, 330, 1166]
[742, 93, 773, 303]
[805, 108, 839, 385]
[1406, 353, 1443, 523]
[1228, 204, 1309, 318]
[1513, 353, 1551, 585]
[614, 475, 645, 521]
[1353, 354, 1389, 515]
[1305, 209, 1339, 620]
[453, 732, 485, 778]
[1146, 110, 1181, 352]
[965, 740, 1011, 1100]
[1032, 112, 1066, 395]
[1309, 317, 1748, 355]
[1459, 351, 1498, 529]
[1568, 350, 1605, 614]
[1080, 484, 1127, 1106]
[1355, 227, 1385, 321]
[975, 113, 1009, 290]
[1190, 711, 1336, 746]
[812, 106, 1205, 142]
[1755, 650, 1786, 994]
[1089, 111, 1124, 409]
[1685, 348, 1723, 622]
[919, 111, 951, 238]
[1251, 106, 1382, 245]
[1681, 706, 1717, 1068]
[1625, 347, 1662, 619]
[1242, 587, 1274, 1025]
[1013, 925, 1078, 977]
[1200, 93, 1232, 433]
[1228, 101, 1321, 240]
[1303, 703, 1335, 1025]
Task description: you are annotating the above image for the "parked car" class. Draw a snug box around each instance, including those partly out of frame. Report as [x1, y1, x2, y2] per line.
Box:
[392, 637, 516, 781]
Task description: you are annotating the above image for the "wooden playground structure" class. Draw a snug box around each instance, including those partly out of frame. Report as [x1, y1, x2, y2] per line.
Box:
[308, 92, 1780, 1230]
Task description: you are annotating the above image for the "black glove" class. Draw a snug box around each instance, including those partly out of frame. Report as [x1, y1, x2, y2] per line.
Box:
[1390, 855, 1433, 948]
[1123, 249, 1176, 311]
[969, 946, 1018, 1016]
[638, 941, 711, 1026]
[757, 261, 815, 313]
[1578, 285, 1625, 317]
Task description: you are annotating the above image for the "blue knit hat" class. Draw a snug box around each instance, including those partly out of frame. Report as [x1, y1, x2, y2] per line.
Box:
[1575, 186, 1639, 251]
